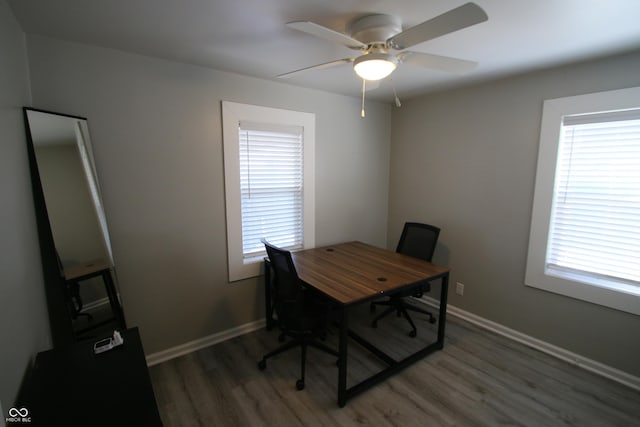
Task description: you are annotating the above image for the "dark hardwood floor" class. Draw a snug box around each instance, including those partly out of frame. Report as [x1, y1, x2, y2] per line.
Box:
[149, 304, 640, 426]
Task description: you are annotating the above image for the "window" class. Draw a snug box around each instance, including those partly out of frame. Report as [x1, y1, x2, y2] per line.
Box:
[239, 123, 304, 258]
[526, 86, 640, 315]
[222, 102, 315, 281]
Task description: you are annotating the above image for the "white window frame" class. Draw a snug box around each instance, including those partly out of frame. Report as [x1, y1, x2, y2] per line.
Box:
[525, 86, 640, 315]
[222, 101, 315, 281]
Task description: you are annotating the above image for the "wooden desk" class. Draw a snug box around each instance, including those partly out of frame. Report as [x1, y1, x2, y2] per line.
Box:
[16, 328, 162, 426]
[265, 242, 449, 407]
[63, 258, 113, 281]
[290, 241, 450, 407]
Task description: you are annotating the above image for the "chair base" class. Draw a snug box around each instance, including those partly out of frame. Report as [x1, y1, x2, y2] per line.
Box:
[72, 311, 94, 321]
[257, 333, 339, 390]
[370, 297, 436, 337]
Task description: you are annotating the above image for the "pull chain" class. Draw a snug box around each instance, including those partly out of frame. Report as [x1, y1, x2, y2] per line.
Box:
[361, 79, 366, 118]
[391, 78, 401, 107]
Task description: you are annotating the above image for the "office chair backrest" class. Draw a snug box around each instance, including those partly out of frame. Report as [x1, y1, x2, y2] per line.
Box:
[262, 239, 305, 328]
[396, 222, 440, 262]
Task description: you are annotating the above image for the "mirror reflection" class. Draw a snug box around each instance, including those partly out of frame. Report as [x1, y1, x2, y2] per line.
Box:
[25, 109, 125, 338]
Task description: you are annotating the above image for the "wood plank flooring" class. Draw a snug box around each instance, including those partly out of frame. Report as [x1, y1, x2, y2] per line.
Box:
[149, 304, 640, 426]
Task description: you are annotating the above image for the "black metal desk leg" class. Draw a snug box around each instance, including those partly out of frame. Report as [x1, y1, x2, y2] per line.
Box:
[103, 270, 126, 329]
[338, 306, 349, 407]
[437, 273, 449, 348]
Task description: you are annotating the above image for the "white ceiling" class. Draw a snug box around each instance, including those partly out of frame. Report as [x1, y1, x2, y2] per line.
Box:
[9, 0, 640, 103]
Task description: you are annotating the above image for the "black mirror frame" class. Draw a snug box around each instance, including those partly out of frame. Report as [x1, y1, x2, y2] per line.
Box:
[23, 107, 90, 348]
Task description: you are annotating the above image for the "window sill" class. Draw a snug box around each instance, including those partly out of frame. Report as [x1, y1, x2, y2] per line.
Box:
[546, 267, 640, 298]
[525, 269, 640, 316]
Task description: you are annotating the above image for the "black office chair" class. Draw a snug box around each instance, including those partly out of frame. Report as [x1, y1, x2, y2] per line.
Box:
[370, 222, 440, 337]
[257, 239, 339, 391]
[56, 251, 93, 321]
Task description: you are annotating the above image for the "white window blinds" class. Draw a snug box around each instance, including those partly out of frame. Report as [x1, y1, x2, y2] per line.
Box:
[239, 121, 304, 260]
[546, 108, 640, 291]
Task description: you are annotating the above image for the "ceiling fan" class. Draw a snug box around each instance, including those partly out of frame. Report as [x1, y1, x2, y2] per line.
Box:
[278, 2, 488, 83]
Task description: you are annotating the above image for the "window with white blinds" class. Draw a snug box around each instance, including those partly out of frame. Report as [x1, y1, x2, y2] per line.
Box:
[239, 122, 304, 259]
[526, 86, 640, 316]
[546, 110, 640, 291]
[222, 101, 315, 281]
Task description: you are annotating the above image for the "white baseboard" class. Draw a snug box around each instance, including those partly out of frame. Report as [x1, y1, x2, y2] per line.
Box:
[144, 299, 639, 392]
[417, 296, 640, 391]
[145, 319, 266, 366]
[83, 296, 110, 312]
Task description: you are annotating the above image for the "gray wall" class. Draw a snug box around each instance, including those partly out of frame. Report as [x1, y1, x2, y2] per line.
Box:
[25, 35, 391, 354]
[35, 144, 107, 265]
[0, 0, 51, 411]
[389, 50, 640, 376]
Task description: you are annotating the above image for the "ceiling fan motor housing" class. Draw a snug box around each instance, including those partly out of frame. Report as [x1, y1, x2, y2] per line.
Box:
[349, 14, 402, 46]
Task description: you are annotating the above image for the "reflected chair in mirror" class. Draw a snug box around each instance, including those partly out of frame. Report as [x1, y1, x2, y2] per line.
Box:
[56, 252, 93, 322]
[370, 222, 440, 337]
[257, 239, 339, 391]
[65, 280, 93, 322]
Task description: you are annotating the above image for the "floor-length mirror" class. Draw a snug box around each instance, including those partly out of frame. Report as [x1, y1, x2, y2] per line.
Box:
[24, 108, 125, 343]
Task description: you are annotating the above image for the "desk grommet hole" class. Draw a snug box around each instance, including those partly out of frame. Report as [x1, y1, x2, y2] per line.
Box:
[377, 277, 387, 282]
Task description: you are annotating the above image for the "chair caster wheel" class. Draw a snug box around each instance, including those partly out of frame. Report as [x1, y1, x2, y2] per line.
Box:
[296, 379, 305, 390]
[409, 330, 417, 338]
[257, 360, 266, 370]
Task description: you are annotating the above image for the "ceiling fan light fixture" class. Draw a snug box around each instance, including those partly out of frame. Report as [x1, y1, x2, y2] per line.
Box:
[353, 53, 398, 81]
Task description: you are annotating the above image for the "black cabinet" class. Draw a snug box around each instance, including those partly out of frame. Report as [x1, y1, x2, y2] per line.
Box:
[15, 328, 162, 427]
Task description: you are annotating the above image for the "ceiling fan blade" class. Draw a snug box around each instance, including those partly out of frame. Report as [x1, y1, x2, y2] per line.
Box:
[388, 2, 488, 50]
[277, 58, 355, 78]
[399, 51, 477, 74]
[286, 21, 367, 50]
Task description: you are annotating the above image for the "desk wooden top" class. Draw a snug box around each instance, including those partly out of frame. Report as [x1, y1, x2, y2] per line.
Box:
[292, 241, 449, 305]
[63, 258, 112, 281]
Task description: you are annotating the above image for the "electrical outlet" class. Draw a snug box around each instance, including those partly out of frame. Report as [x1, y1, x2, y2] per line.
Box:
[456, 282, 465, 296]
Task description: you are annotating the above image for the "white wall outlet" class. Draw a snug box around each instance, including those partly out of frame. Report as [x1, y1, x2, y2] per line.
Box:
[456, 282, 465, 296]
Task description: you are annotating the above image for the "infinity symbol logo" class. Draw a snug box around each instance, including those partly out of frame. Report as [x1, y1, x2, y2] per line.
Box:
[9, 407, 29, 417]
